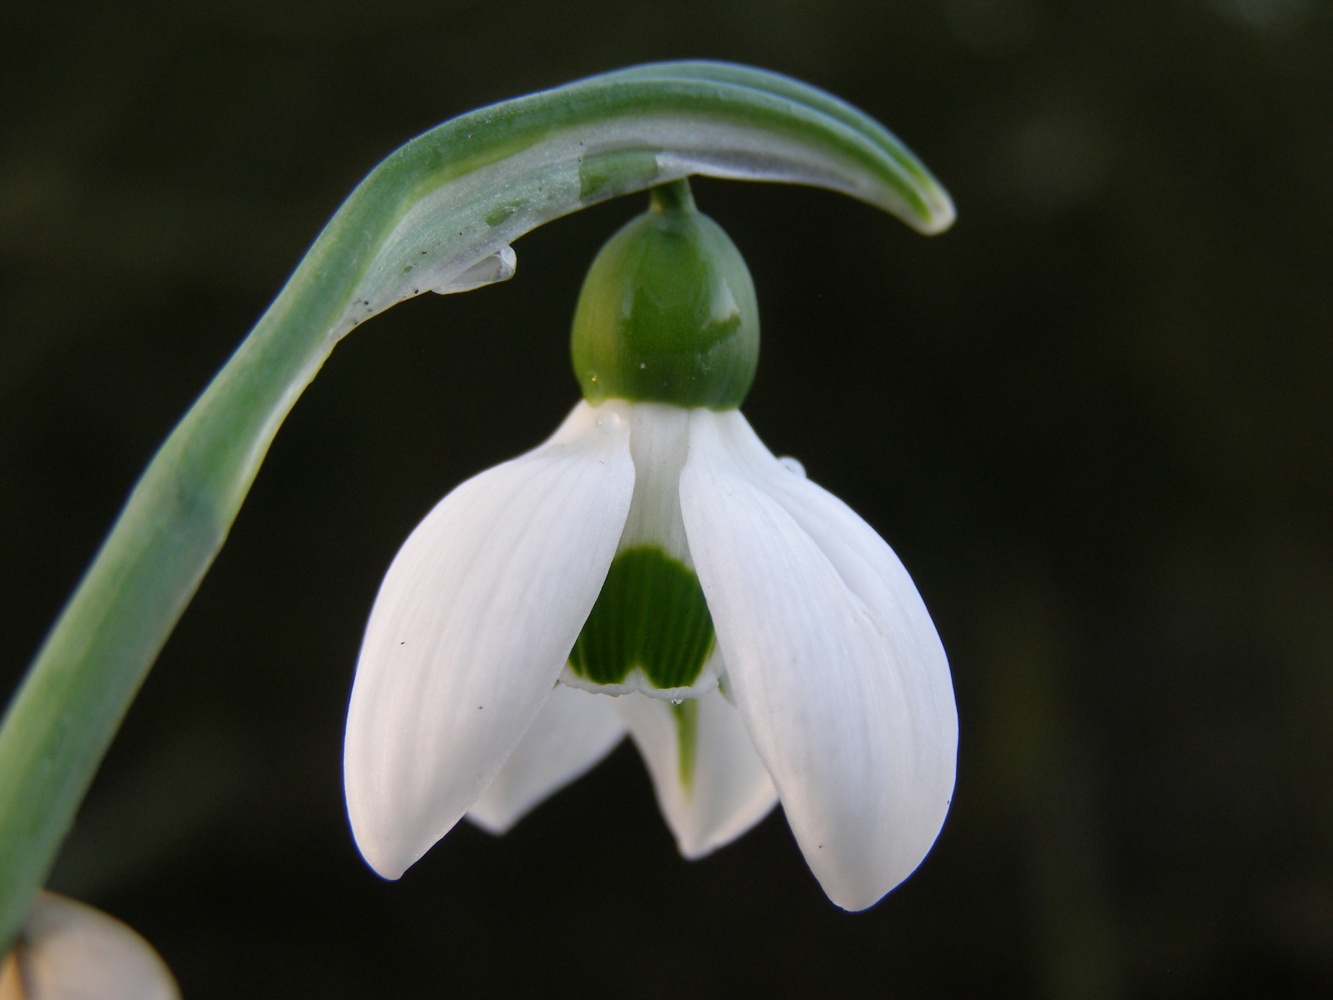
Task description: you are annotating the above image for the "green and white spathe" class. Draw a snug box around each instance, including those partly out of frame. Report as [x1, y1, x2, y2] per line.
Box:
[344, 186, 956, 911]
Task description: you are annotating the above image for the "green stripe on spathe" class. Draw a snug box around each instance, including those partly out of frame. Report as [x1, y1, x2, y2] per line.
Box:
[569, 545, 716, 690]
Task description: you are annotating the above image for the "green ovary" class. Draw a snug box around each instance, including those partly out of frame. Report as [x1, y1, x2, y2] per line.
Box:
[568, 545, 716, 691]
[569, 180, 760, 409]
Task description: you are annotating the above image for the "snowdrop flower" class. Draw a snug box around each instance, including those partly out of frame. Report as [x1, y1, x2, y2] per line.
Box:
[0, 892, 178, 1000]
[344, 181, 957, 911]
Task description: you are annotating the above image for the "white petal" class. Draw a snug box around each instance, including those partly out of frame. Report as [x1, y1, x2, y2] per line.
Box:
[679, 410, 957, 911]
[344, 401, 634, 879]
[467, 684, 625, 834]
[1, 892, 179, 1000]
[615, 685, 778, 859]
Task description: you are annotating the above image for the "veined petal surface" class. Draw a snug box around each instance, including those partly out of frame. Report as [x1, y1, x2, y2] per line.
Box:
[344, 401, 634, 879]
[615, 684, 778, 859]
[679, 410, 956, 911]
[467, 684, 625, 835]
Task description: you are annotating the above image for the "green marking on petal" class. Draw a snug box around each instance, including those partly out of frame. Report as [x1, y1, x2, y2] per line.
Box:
[568, 545, 715, 690]
[672, 699, 699, 798]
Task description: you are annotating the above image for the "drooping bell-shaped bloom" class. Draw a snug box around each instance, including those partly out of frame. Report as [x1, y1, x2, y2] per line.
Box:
[0, 892, 179, 1000]
[343, 181, 957, 910]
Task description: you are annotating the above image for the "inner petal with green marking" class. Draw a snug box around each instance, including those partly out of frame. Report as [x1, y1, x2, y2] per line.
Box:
[670, 699, 700, 794]
[566, 545, 717, 696]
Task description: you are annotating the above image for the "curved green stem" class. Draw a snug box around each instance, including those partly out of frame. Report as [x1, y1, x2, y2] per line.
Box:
[0, 60, 952, 946]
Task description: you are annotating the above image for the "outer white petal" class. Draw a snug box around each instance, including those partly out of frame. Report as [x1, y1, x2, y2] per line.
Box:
[0, 892, 178, 1000]
[615, 685, 778, 859]
[344, 401, 634, 879]
[467, 684, 625, 834]
[679, 409, 957, 911]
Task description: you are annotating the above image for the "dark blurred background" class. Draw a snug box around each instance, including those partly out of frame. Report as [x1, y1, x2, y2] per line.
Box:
[2, 2, 1330, 997]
